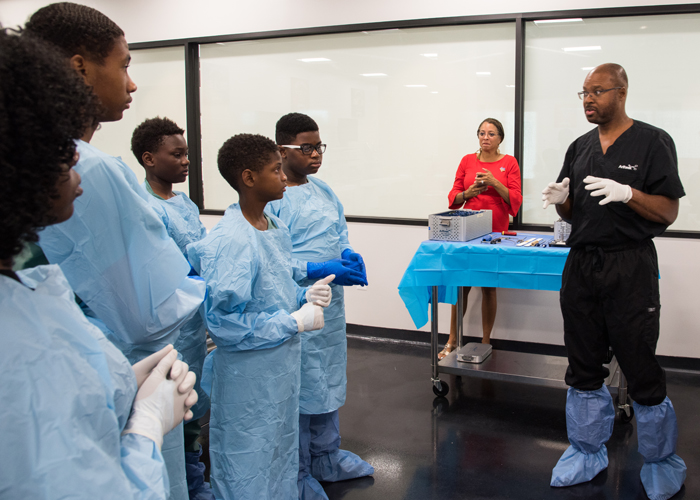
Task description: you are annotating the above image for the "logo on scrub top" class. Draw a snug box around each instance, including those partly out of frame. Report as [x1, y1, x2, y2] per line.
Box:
[500, 167, 505, 172]
[618, 164, 638, 171]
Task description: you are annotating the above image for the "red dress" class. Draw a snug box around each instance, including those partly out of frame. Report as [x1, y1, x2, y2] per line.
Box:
[447, 154, 522, 232]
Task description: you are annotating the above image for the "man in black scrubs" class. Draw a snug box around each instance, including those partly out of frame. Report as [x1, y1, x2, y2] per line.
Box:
[542, 63, 686, 500]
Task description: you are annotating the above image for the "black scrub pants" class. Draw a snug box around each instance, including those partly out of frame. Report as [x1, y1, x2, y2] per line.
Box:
[560, 240, 667, 406]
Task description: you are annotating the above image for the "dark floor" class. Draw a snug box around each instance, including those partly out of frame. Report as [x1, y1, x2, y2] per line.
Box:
[323, 336, 700, 500]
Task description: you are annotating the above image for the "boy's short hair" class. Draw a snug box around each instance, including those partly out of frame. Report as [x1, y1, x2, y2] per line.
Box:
[24, 2, 124, 63]
[131, 117, 185, 166]
[0, 29, 95, 260]
[275, 113, 319, 145]
[218, 134, 279, 193]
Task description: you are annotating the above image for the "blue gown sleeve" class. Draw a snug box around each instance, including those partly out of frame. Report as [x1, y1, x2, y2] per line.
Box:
[121, 434, 170, 500]
[0, 287, 170, 499]
[267, 200, 309, 280]
[291, 257, 309, 281]
[335, 194, 354, 255]
[37, 142, 205, 353]
[190, 238, 300, 352]
[297, 283, 308, 308]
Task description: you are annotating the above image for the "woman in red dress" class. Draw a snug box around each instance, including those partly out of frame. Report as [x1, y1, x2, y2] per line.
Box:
[439, 118, 523, 359]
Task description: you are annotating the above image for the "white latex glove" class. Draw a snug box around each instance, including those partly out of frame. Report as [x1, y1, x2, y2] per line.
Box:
[291, 302, 325, 332]
[583, 175, 633, 205]
[305, 274, 335, 308]
[122, 350, 198, 449]
[131, 345, 174, 389]
[169, 359, 198, 397]
[542, 177, 570, 209]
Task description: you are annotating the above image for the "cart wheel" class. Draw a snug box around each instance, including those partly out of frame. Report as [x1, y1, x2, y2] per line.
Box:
[433, 381, 449, 397]
[616, 396, 634, 424]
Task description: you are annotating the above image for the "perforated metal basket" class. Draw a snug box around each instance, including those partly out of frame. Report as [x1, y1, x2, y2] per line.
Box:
[428, 210, 492, 242]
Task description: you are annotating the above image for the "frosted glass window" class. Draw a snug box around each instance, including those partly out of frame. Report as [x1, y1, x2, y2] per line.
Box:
[199, 24, 516, 216]
[523, 15, 700, 231]
[91, 46, 189, 195]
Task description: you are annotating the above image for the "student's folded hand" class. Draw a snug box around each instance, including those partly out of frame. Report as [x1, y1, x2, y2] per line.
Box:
[291, 303, 325, 332]
[122, 350, 198, 449]
[306, 275, 334, 307]
[131, 344, 175, 389]
[341, 249, 367, 276]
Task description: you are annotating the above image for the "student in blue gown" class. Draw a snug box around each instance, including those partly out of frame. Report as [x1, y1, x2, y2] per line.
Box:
[24, 5, 206, 500]
[188, 133, 333, 500]
[131, 116, 213, 500]
[267, 113, 374, 499]
[0, 28, 199, 499]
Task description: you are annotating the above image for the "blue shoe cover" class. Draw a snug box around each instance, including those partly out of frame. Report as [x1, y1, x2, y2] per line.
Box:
[551, 444, 609, 487]
[634, 397, 678, 462]
[311, 449, 374, 482]
[640, 455, 686, 500]
[566, 387, 615, 455]
[634, 397, 686, 499]
[185, 450, 215, 500]
[298, 473, 329, 500]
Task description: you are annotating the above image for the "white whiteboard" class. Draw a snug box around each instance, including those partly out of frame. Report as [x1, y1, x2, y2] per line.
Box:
[199, 24, 516, 218]
[523, 13, 700, 231]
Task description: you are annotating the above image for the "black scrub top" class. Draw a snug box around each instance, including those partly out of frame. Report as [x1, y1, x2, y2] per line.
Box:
[557, 120, 685, 249]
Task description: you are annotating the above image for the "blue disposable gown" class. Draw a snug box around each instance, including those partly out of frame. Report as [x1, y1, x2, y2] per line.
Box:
[37, 140, 204, 500]
[267, 176, 351, 415]
[38, 140, 206, 363]
[0, 265, 169, 500]
[142, 182, 210, 420]
[187, 204, 307, 500]
[84, 311, 188, 500]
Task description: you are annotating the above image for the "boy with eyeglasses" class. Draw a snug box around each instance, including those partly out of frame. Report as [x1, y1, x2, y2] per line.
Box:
[267, 113, 373, 500]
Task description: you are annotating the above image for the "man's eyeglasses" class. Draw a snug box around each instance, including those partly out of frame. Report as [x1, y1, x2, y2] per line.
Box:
[577, 87, 623, 100]
[280, 143, 327, 155]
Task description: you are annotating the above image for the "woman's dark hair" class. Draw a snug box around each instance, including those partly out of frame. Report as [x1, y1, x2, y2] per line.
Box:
[24, 2, 124, 62]
[218, 134, 279, 193]
[477, 118, 505, 142]
[0, 28, 95, 261]
[131, 117, 185, 167]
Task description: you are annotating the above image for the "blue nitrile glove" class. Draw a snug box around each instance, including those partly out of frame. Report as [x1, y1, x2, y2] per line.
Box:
[341, 249, 368, 284]
[307, 258, 367, 286]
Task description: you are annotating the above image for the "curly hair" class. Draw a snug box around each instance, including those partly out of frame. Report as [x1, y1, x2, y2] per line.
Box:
[24, 2, 124, 62]
[0, 28, 96, 261]
[218, 134, 279, 193]
[275, 113, 319, 145]
[131, 117, 185, 166]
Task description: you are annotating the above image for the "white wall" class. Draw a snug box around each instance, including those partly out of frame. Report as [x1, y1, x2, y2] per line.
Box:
[6, 0, 699, 358]
[1, 0, 698, 43]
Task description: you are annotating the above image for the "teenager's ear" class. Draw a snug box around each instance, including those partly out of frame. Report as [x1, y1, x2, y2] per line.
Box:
[241, 169, 255, 188]
[69, 54, 89, 82]
[278, 146, 287, 160]
[142, 152, 155, 168]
